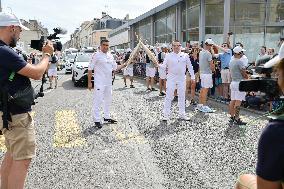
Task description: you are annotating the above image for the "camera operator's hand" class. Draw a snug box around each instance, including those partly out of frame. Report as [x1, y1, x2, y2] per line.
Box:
[42, 41, 54, 56]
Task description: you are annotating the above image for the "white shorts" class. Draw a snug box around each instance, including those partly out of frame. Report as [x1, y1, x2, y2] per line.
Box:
[221, 69, 231, 83]
[146, 67, 156, 78]
[48, 68, 57, 77]
[200, 74, 213, 88]
[158, 68, 166, 80]
[230, 81, 246, 101]
[123, 67, 133, 77]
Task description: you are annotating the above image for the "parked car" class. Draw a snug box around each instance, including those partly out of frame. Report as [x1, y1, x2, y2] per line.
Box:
[72, 53, 93, 87]
[65, 53, 76, 74]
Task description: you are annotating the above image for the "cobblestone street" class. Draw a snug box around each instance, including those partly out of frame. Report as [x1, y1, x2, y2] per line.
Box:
[0, 73, 268, 189]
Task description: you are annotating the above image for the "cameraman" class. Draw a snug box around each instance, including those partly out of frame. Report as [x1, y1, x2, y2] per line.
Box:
[0, 12, 53, 189]
[235, 43, 284, 189]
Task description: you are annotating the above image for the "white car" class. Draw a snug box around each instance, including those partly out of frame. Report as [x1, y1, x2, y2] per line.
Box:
[72, 53, 92, 87]
[65, 53, 77, 74]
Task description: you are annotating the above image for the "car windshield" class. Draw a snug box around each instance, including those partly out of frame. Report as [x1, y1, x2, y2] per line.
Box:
[67, 54, 76, 60]
[76, 54, 90, 62]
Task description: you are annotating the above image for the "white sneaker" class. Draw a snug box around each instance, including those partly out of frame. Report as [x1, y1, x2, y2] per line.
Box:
[195, 104, 203, 111]
[199, 106, 214, 113]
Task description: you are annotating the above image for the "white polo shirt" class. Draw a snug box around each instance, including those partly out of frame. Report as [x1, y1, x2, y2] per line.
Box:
[88, 51, 117, 86]
[160, 52, 195, 81]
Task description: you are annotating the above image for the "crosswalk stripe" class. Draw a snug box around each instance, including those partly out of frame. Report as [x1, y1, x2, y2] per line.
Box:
[112, 126, 147, 144]
[53, 110, 86, 148]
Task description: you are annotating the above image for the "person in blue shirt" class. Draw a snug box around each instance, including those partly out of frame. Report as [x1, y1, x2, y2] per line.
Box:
[212, 43, 232, 101]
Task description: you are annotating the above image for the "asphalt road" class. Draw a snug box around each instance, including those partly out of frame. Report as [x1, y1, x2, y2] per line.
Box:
[0, 71, 268, 189]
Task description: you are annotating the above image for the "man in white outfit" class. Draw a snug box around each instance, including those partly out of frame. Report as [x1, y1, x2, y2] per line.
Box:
[159, 40, 195, 121]
[88, 39, 125, 128]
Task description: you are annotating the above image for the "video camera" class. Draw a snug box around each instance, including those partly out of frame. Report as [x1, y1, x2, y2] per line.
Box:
[30, 27, 67, 98]
[30, 27, 67, 51]
[239, 56, 282, 100]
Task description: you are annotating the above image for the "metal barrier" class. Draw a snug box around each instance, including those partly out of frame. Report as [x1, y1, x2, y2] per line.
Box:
[133, 62, 146, 77]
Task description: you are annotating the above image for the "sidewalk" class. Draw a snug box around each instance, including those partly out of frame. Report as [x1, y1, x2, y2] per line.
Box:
[120, 73, 266, 116]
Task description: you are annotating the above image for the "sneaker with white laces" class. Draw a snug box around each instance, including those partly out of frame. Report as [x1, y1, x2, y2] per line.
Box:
[195, 104, 203, 111]
[199, 105, 215, 113]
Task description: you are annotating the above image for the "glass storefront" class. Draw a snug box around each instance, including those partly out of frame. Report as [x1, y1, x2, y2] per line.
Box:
[182, 0, 200, 42]
[133, 18, 151, 46]
[130, 0, 283, 61]
[154, 7, 176, 44]
[229, 0, 283, 61]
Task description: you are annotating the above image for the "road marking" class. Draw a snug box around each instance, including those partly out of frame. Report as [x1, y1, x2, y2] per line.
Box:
[53, 110, 86, 148]
[112, 126, 147, 144]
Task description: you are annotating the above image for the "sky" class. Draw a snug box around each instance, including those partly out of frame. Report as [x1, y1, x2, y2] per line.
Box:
[1, 0, 167, 43]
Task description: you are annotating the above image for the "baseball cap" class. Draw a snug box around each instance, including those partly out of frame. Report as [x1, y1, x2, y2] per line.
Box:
[161, 44, 168, 48]
[264, 43, 284, 68]
[233, 46, 246, 54]
[205, 38, 214, 45]
[0, 12, 30, 30]
[126, 48, 132, 53]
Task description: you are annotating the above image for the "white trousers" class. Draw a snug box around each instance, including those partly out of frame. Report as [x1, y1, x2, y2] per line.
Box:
[163, 79, 186, 117]
[93, 85, 112, 122]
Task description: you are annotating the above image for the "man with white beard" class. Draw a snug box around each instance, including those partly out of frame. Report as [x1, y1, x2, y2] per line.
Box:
[159, 40, 195, 121]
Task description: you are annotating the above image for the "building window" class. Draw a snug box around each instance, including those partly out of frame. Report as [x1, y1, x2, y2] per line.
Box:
[267, 1, 284, 23]
[182, 0, 200, 42]
[154, 6, 176, 44]
[230, 0, 266, 27]
[205, 0, 224, 27]
[100, 37, 106, 42]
